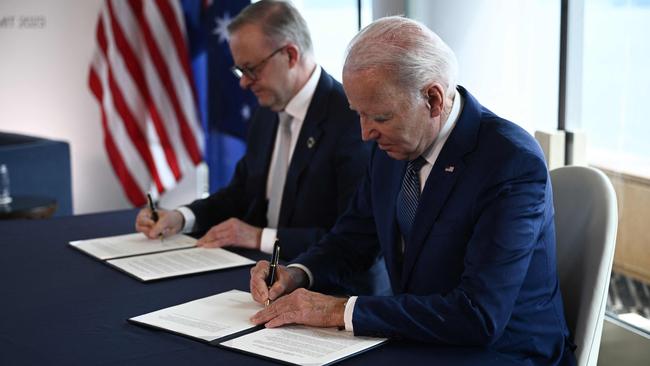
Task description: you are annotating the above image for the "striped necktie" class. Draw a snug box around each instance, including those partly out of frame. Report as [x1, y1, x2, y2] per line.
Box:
[396, 156, 426, 242]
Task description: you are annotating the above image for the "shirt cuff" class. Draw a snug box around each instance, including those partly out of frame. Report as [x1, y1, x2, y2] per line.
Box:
[176, 206, 196, 233]
[286, 263, 313, 288]
[343, 296, 358, 332]
[260, 228, 277, 254]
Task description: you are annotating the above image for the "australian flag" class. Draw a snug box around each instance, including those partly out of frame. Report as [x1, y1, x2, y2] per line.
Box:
[182, 0, 256, 192]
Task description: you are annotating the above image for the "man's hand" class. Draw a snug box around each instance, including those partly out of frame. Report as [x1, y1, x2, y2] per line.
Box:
[135, 208, 184, 239]
[250, 262, 309, 304]
[197, 218, 262, 250]
[250, 288, 347, 329]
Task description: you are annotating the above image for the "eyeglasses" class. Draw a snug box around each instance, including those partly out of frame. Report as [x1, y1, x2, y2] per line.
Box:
[230, 45, 286, 81]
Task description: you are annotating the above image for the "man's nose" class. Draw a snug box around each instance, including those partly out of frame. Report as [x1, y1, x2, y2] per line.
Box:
[360, 118, 378, 141]
[239, 74, 254, 89]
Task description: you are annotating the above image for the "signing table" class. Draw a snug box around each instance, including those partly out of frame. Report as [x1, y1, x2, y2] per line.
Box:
[0, 210, 522, 365]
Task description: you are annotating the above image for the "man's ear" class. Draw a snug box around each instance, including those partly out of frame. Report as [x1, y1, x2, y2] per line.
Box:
[425, 83, 445, 118]
[285, 44, 300, 68]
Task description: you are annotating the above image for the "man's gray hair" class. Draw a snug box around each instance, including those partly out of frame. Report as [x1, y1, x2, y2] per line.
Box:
[228, 0, 313, 56]
[344, 16, 458, 98]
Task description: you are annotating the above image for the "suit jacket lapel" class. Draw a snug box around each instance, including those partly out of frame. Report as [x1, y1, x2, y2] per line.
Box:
[250, 110, 280, 224]
[400, 86, 482, 289]
[400, 156, 465, 289]
[377, 155, 408, 292]
[278, 71, 331, 226]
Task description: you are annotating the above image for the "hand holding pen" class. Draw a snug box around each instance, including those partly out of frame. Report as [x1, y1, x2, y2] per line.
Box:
[265, 239, 281, 306]
[135, 207, 185, 240]
[146, 193, 163, 242]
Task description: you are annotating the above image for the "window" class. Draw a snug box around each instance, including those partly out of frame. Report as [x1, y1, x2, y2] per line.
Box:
[292, 0, 370, 81]
[578, 0, 650, 334]
[407, 0, 560, 135]
[580, 0, 650, 179]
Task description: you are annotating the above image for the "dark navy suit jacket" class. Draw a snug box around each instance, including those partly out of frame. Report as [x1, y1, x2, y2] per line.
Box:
[187, 70, 390, 294]
[295, 87, 576, 365]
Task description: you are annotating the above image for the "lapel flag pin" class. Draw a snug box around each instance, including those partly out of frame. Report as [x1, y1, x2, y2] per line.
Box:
[307, 137, 316, 149]
[444, 165, 455, 173]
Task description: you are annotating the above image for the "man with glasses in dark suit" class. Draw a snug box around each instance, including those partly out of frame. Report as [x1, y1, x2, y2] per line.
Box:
[136, 0, 389, 295]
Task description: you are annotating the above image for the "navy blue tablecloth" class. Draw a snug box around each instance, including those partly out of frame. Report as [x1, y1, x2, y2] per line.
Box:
[0, 210, 522, 365]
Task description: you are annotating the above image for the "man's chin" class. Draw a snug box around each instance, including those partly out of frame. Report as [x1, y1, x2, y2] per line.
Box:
[254, 96, 269, 107]
[255, 97, 282, 112]
[383, 149, 408, 161]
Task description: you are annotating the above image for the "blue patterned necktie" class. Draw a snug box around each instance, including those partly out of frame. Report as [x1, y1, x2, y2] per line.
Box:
[396, 156, 426, 241]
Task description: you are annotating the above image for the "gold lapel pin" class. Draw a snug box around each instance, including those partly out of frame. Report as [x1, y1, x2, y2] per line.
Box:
[307, 137, 316, 148]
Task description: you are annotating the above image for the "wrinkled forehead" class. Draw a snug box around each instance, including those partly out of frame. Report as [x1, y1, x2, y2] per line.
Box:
[343, 68, 412, 112]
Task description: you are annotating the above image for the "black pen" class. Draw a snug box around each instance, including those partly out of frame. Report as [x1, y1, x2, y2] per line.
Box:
[147, 193, 158, 222]
[146, 193, 162, 242]
[265, 239, 281, 306]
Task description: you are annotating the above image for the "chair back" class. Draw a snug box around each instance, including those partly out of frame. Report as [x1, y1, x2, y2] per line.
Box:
[551, 166, 618, 366]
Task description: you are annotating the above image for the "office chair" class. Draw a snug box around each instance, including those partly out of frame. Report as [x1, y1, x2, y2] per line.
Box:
[551, 166, 618, 366]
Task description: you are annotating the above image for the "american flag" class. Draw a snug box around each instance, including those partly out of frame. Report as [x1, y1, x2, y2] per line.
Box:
[88, 0, 204, 206]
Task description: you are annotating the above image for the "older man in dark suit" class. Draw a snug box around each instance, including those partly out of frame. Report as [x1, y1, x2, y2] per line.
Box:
[249, 16, 577, 365]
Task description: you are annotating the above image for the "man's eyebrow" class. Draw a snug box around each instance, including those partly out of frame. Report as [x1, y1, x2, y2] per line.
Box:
[368, 111, 391, 117]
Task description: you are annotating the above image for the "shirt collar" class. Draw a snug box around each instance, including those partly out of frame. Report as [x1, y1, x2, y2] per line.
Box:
[284, 65, 322, 122]
[422, 89, 463, 165]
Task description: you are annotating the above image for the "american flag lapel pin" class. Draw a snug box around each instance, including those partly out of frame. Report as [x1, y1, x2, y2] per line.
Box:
[444, 165, 455, 173]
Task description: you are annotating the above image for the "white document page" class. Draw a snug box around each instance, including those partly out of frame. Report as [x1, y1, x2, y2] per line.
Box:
[107, 247, 255, 281]
[130, 290, 261, 341]
[220, 325, 387, 366]
[69, 233, 196, 260]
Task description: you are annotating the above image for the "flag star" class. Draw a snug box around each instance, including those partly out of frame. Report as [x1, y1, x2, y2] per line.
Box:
[241, 104, 251, 120]
[213, 12, 232, 43]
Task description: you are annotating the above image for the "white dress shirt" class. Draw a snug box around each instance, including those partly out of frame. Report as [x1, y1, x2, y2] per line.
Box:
[177, 66, 323, 255]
